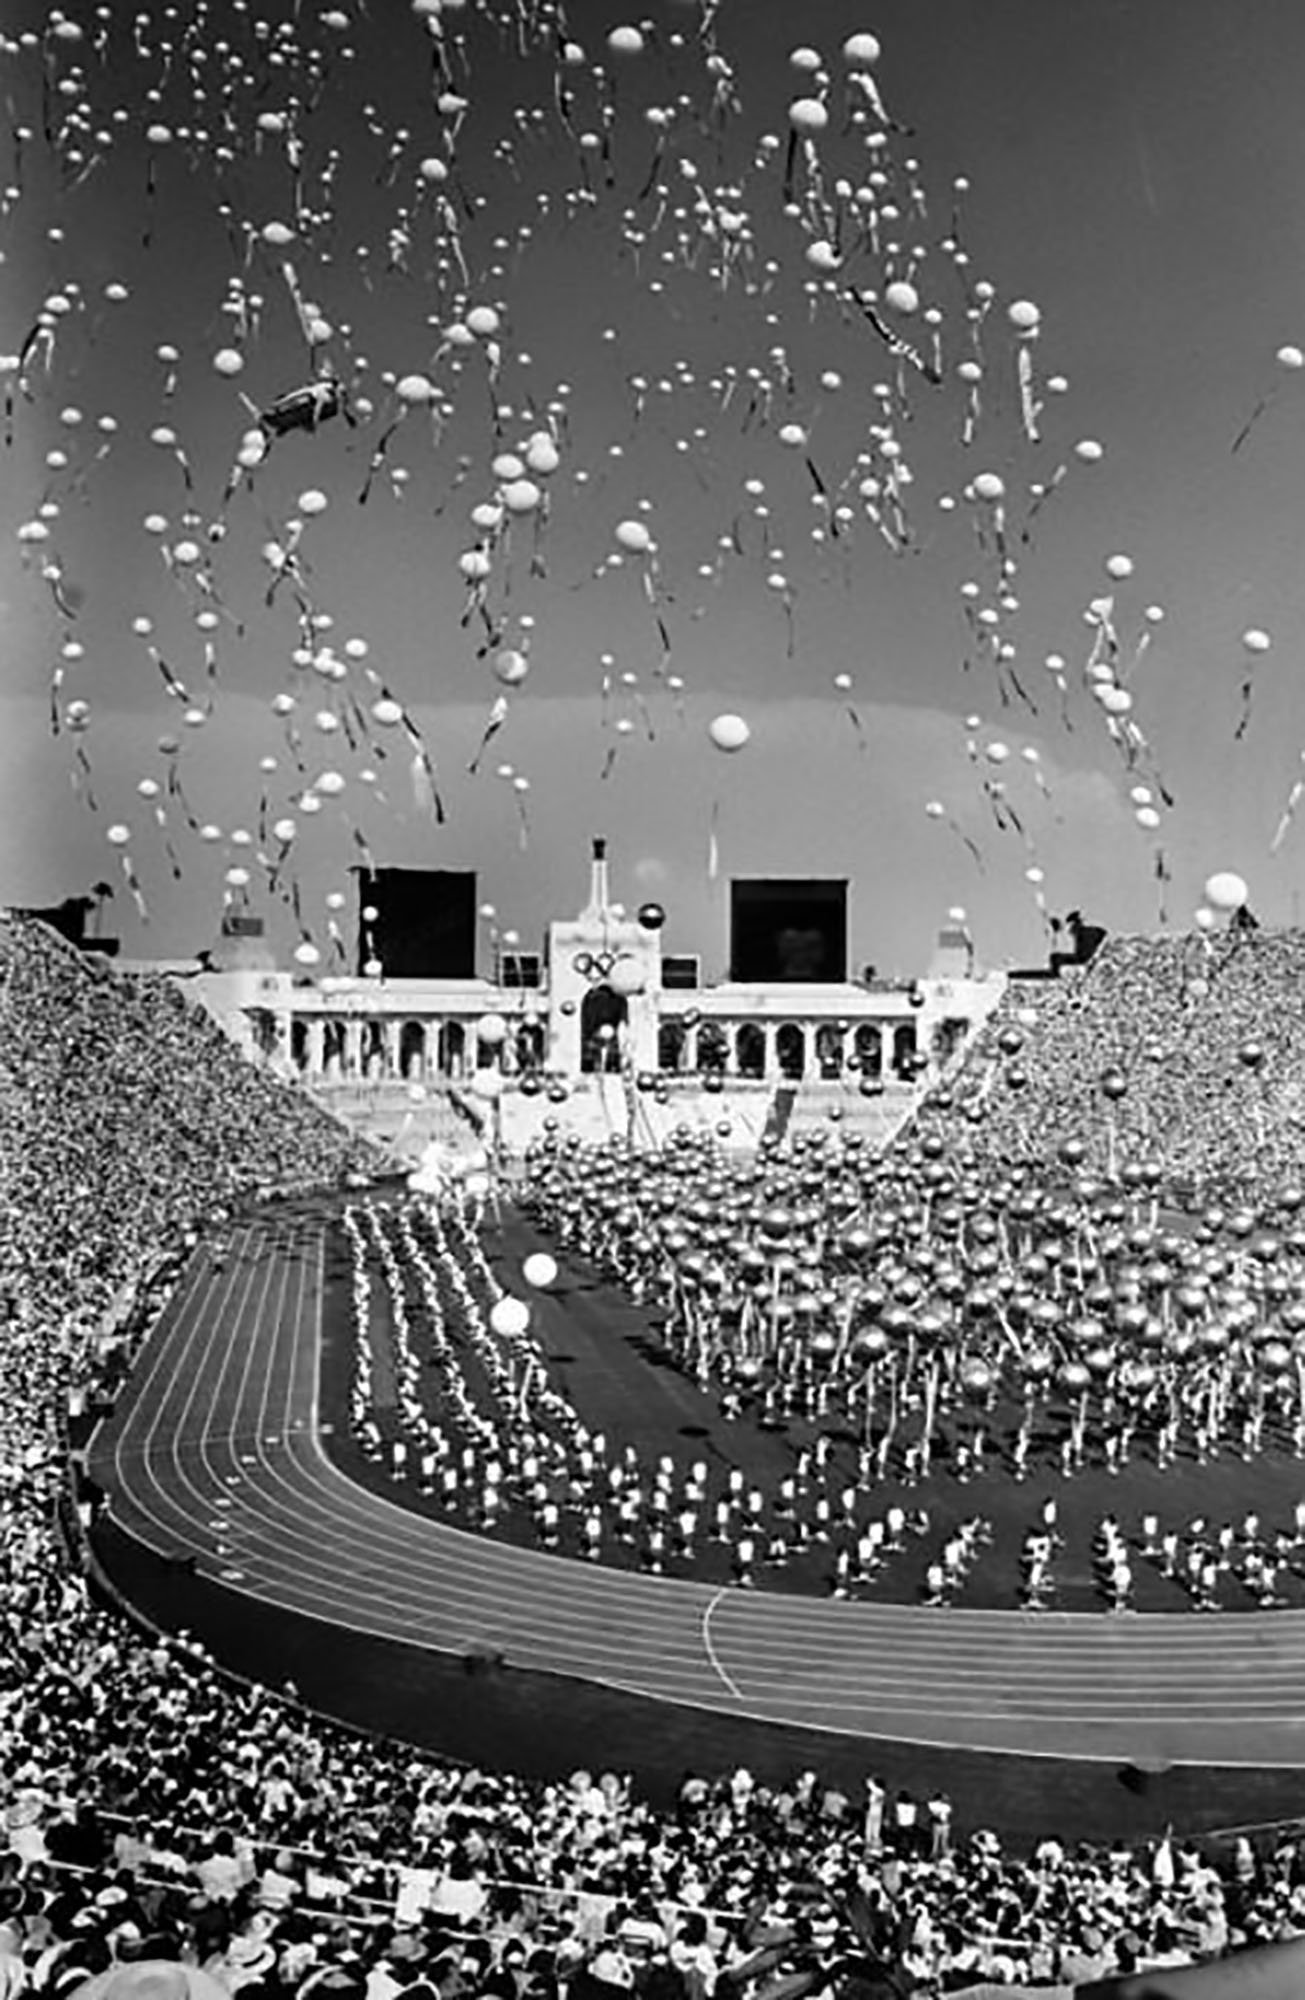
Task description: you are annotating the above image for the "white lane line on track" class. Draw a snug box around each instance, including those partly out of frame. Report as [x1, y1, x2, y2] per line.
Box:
[702, 1587, 744, 1700]
[121, 1266, 1295, 1688]
[99, 1208, 1305, 1764]
[113, 1242, 237, 1557]
[130, 1222, 290, 1569]
[115, 1217, 1305, 1689]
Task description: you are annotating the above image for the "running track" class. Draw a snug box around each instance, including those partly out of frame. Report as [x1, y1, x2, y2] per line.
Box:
[91, 1210, 1305, 1769]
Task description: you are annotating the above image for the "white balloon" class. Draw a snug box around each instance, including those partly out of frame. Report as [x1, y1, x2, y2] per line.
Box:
[788, 98, 828, 134]
[842, 32, 881, 67]
[501, 478, 541, 515]
[1203, 871, 1248, 912]
[709, 713, 750, 752]
[525, 435, 560, 476]
[493, 649, 530, 686]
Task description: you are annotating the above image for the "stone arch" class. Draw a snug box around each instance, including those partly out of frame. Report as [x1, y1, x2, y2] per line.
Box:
[736, 1022, 766, 1079]
[581, 983, 627, 1073]
[815, 1023, 845, 1079]
[362, 1019, 386, 1079]
[658, 1019, 687, 1073]
[516, 1021, 546, 1072]
[438, 1019, 466, 1078]
[775, 1022, 805, 1080]
[892, 1021, 918, 1079]
[694, 1020, 727, 1073]
[399, 1019, 426, 1079]
[854, 1023, 883, 1080]
[322, 1019, 345, 1078]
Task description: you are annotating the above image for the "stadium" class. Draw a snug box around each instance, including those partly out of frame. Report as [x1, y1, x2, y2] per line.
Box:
[11, 855, 1305, 1999]
[11, 0, 1305, 1995]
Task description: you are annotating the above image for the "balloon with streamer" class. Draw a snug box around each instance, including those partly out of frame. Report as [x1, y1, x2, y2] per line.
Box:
[4, 0, 1197, 965]
[832, 672, 867, 752]
[1006, 298, 1042, 443]
[1236, 628, 1272, 740]
[925, 798, 984, 871]
[1232, 343, 1305, 453]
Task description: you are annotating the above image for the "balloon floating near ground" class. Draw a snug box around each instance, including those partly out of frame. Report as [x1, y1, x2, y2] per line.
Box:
[1204, 871, 1249, 912]
[489, 1295, 531, 1337]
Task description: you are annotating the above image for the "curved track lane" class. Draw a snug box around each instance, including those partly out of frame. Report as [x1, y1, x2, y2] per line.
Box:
[92, 1211, 1305, 1767]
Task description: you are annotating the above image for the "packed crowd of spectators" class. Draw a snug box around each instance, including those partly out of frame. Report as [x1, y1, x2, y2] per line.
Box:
[1, 914, 375, 1340]
[7, 910, 1305, 1998]
[936, 928, 1305, 1203]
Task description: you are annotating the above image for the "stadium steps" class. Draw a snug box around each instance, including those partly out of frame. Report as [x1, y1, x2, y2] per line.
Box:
[787, 1077, 920, 1147]
[761, 1084, 797, 1147]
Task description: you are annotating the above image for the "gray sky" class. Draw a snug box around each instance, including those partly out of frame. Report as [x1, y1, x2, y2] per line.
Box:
[5, 0, 1305, 974]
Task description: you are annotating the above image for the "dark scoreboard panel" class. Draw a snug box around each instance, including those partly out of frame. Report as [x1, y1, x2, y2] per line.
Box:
[355, 868, 476, 978]
[729, 879, 848, 983]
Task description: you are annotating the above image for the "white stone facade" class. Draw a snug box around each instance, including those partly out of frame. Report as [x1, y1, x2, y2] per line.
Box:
[124, 844, 1007, 1102]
